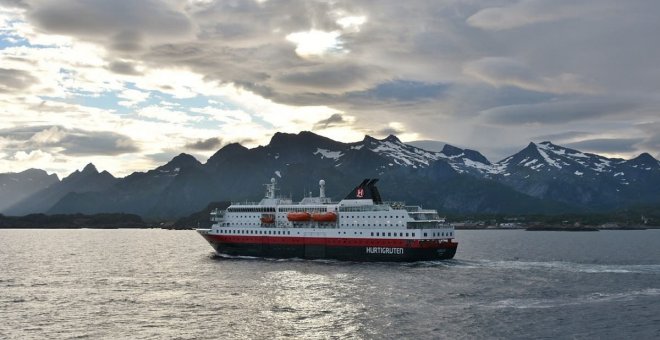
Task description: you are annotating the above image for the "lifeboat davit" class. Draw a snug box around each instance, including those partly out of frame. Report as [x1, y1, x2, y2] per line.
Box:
[260, 214, 275, 224]
[287, 212, 311, 221]
[311, 212, 337, 222]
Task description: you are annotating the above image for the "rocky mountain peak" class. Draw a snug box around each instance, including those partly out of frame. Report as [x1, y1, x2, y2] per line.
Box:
[81, 163, 99, 174]
[627, 152, 660, 169]
[206, 143, 249, 166]
[440, 144, 464, 157]
[383, 134, 402, 143]
[362, 135, 379, 144]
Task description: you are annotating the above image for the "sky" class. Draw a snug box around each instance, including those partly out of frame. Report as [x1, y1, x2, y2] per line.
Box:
[0, 0, 659, 178]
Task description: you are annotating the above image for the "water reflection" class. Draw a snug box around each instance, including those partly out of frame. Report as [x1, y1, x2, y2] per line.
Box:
[258, 269, 365, 338]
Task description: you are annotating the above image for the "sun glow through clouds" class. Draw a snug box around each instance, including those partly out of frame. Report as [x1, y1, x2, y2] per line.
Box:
[286, 30, 344, 58]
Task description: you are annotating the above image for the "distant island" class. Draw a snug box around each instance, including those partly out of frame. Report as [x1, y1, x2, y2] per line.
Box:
[0, 213, 149, 229]
[0, 202, 657, 231]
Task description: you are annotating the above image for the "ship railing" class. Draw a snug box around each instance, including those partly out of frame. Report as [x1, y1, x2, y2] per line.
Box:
[406, 221, 452, 229]
[409, 212, 441, 221]
[338, 204, 390, 212]
[384, 201, 407, 209]
[231, 201, 263, 205]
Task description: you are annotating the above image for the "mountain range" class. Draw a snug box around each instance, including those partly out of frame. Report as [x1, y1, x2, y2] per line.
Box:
[2, 131, 658, 219]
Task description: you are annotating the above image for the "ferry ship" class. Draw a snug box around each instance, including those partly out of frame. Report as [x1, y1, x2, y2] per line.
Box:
[197, 178, 457, 261]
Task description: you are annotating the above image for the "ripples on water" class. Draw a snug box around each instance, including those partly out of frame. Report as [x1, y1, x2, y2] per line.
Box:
[1, 229, 659, 339]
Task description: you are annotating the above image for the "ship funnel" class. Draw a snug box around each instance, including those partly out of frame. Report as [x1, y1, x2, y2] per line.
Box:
[344, 178, 382, 203]
[319, 179, 326, 198]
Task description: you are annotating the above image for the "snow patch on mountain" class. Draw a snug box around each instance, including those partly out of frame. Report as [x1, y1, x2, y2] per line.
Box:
[536, 144, 562, 169]
[314, 148, 343, 160]
[371, 141, 432, 166]
[593, 159, 612, 172]
[463, 159, 494, 172]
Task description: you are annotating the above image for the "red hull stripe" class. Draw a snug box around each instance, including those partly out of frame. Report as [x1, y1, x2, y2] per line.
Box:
[205, 234, 457, 249]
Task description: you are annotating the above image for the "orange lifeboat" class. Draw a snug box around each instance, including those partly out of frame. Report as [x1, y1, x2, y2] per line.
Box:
[287, 212, 311, 221]
[260, 214, 275, 224]
[311, 212, 337, 222]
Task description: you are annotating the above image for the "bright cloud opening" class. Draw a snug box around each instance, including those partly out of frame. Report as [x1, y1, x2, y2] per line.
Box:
[336, 16, 367, 32]
[286, 30, 344, 58]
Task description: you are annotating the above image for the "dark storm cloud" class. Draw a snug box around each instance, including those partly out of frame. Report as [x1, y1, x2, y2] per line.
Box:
[185, 137, 223, 151]
[0, 126, 140, 156]
[564, 138, 643, 154]
[0, 68, 38, 92]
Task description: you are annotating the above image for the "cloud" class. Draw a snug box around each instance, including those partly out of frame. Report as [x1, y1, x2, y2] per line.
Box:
[185, 137, 222, 151]
[146, 150, 182, 164]
[370, 122, 413, 139]
[0, 125, 140, 156]
[463, 57, 595, 94]
[13, 149, 53, 162]
[189, 106, 252, 124]
[480, 98, 635, 125]
[286, 29, 344, 58]
[136, 106, 200, 124]
[107, 61, 142, 75]
[117, 89, 149, 107]
[276, 63, 386, 93]
[30, 125, 66, 143]
[0, 68, 38, 92]
[467, 1, 597, 31]
[635, 121, 660, 157]
[376, 126, 404, 136]
[564, 138, 643, 154]
[313, 113, 348, 129]
[347, 80, 449, 102]
[533, 131, 593, 144]
[27, 0, 193, 51]
[0, 0, 29, 9]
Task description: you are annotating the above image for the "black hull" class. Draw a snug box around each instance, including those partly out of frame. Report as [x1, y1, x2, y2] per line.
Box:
[202, 235, 457, 262]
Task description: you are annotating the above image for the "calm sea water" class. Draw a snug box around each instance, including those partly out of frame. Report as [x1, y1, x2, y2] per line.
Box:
[1, 229, 659, 339]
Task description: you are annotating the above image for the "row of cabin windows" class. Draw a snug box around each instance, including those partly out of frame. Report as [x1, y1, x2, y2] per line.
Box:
[228, 214, 407, 219]
[278, 207, 328, 212]
[338, 205, 391, 212]
[220, 229, 291, 235]
[371, 232, 415, 237]
[423, 232, 453, 237]
[346, 215, 404, 219]
[228, 215, 405, 219]
[341, 223, 403, 227]
[227, 207, 276, 213]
